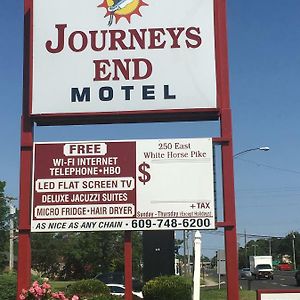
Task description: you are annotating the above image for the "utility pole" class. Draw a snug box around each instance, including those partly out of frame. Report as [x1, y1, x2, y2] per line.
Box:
[292, 233, 297, 270]
[244, 229, 247, 263]
[9, 204, 16, 272]
[183, 230, 187, 275]
[187, 231, 191, 275]
[0, 195, 16, 272]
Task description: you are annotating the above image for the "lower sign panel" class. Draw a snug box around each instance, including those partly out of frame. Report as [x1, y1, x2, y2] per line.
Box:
[31, 138, 215, 232]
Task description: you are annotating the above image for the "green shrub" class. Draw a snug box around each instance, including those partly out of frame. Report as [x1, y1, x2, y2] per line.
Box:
[0, 273, 17, 300]
[143, 275, 192, 300]
[66, 279, 110, 297]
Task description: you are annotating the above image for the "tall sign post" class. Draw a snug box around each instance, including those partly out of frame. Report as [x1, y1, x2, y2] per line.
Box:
[17, 0, 34, 292]
[19, 0, 239, 299]
[215, 1, 240, 298]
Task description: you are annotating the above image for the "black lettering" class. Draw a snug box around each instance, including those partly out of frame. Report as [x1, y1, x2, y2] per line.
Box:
[99, 87, 113, 101]
[71, 87, 90, 102]
[142, 85, 155, 100]
[121, 86, 134, 100]
[164, 85, 176, 99]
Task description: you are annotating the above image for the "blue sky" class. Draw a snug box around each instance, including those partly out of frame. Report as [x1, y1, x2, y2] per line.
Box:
[1, 0, 300, 258]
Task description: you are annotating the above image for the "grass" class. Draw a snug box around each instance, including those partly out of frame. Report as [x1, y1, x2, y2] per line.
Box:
[201, 287, 256, 300]
[50, 280, 75, 291]
[50, 279, 257, 299]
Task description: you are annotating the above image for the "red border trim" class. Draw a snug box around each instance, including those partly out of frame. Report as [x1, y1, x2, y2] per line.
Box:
[27, 0, 224, 126]
[257, 289, 300, 300]
[33, 108, 220, 125]
[24, 0, 33, 120]
[214, 0, 230, 110]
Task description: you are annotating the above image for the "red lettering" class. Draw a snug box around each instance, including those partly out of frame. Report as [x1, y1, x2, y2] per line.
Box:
[128, 28, 147, 50]
[90, 30, 107, 51]
[109, 30, 127, 50]
[45, 24, 67, 54]
[45, 26, 203, 53]
[68, 31, 88, 52]
[166, 27, 185, 48]
[94, 58, 152, 81]
[132, 58, 152, 80]
[93, 59, 111, 81]
[185, 27, 202, 48]
[148, 28, 166, 49]
[112, 59, 131, 81]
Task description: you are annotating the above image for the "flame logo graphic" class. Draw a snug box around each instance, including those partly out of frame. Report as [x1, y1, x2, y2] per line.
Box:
[98, 0, 148, 26]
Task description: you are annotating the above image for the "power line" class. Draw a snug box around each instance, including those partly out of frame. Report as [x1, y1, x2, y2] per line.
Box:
[202, 230, 284, 239]
[238, 158, 300, 175]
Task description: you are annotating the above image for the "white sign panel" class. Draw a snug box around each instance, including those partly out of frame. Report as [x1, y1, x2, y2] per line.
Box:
[31, 0, 217, 115]
[31, 138, 215, 232]
[217, 250, 226, 275]
[260, 293, 300, 300]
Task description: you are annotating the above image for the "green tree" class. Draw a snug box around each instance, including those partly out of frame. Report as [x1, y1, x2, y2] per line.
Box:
[31, 233, 62, 277]
[174, 238, 183, 256]
[201, 255, 210, 263]
[0, 181, 10, 271]
[238, 247, 248, 268]
[276, 232, 300, 268]
[0, 181, 9, 230]
[31, 231, 143, 280]
[238, 232, 300, 269]
[210, 254, 217, 268]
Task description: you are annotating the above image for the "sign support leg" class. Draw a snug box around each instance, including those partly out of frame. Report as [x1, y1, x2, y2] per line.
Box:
[17, 232, 31, 297]
[18, 3, 34, 297]
[221, 109, 240, 300]
[124, 231, 133, 300]
[17, 116, 33, 298]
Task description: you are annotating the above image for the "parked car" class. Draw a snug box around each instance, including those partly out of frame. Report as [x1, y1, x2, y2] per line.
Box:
[106, 283, 143, 299]
[239, 268, 252, 279]
[95, 272, 124, 284]
[295, 270, 300, 286]
[94, 272, 143, 291]
[277, 263, 293, 271]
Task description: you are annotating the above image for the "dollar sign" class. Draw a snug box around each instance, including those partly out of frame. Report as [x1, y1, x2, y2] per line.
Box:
[138, 162, 151, 185]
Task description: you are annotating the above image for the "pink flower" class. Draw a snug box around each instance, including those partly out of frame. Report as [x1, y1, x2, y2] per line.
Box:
[20, 280, 74, 300]
[34, 286, 44, 296]
[58, 292, 69, 300]
[42, 282, 51, 289]
[52, 292, 60, 299]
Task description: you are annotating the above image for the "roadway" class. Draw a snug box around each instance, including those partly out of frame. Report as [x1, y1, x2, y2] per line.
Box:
[205, 270, 300, 291]
[240, 271, 300, 291]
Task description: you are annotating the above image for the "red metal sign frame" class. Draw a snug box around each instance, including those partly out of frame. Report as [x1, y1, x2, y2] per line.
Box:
[18, 0, 239, 300]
